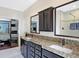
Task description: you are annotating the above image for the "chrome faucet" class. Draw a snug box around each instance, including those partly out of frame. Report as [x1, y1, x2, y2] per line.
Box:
[61, 38, 65, 46]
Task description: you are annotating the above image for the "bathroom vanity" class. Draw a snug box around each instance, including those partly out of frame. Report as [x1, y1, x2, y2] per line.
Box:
[20, 37, 63, 58]
[20, 34, 79, 58]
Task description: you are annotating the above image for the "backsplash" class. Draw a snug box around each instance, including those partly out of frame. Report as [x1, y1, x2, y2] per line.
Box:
[65, 39, 79, 46]
[27, 34, 79, 46]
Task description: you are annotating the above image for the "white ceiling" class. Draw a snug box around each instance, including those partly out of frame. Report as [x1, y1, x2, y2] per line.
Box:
[0, 0, 37, 12]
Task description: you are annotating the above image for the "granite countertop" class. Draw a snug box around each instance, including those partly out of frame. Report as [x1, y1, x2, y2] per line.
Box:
[21, 36, 79, 58]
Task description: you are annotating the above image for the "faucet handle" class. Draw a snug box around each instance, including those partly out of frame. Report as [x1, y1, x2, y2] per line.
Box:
[61, 38, 65, 46]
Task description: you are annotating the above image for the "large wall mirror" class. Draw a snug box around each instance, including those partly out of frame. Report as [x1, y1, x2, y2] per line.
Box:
[55, 0, 79, 38]
[30, 14, 39, 34]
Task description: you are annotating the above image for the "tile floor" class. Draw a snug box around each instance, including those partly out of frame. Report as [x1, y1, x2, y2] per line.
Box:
[0, 47, 23, 58]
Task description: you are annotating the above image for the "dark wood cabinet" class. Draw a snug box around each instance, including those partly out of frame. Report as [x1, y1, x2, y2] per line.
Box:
[21, 44, 27, 58]
[35, 43, 42, 58]
[21, 39, 28, 58]
[28, 41, 42, 58]
[21, 39, 63, 58]
[39, 7, 53, 31]
[28, 41, 35, 58]
[28, 46, 34, 58]
[21, 40, 42, 58]
[39, 11, 44, 31]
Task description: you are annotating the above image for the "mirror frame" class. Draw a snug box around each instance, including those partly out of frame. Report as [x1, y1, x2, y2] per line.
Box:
[54, 0, 79, 38]
[30, 14, 40, 34]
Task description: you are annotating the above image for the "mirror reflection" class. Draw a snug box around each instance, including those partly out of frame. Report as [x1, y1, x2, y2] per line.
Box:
[56, 1, 79, 37]
[30, 14, 39, 33]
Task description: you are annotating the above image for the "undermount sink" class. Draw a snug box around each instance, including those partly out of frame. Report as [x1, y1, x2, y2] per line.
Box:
[49, 45, 72, 54]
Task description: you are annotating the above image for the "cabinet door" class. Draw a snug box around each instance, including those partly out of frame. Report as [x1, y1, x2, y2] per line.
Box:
[21, 44, 27, 58]
[20, 39, 25, 57]
[44, 8, 53, 31]
[28, 46, 34, 58]
[23, 44, 27, 58]
[28, 42, 35, 58]
[20, 39, 28, 58]
[21, 44, 24, 56]
[35, 43, 42, 58]
[35, 50, 42, 58]
[39, 7, 53, 32]
[39, 11, 44, 31]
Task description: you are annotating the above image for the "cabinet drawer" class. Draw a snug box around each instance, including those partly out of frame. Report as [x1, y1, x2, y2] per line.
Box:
[35, 44, 42, 51]
[30, 46, 35, 52]
[28, 51, 34, 58]
[42, 55, 48, 58]
[30, 51, 35, 57]
[30, 54, 35, 58]
[28, 42, 35, 48]
[35, 49, 41, 56]
[24, 41, 28, 45]
[28, 46, 35, 57]
[35, 54, 41, 58]
[28, 54, 34, 58]
[42, 49, 63, 58]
